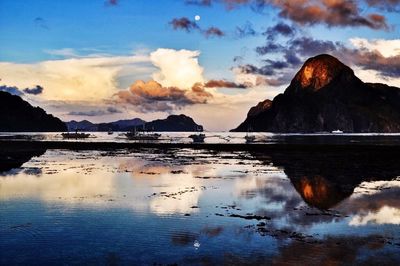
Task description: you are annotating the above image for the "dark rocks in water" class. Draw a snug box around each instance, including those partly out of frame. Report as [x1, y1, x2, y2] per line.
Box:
[0, 91, 67, 132]
[143, 114, 203, 132]
[232, 54, 400, 133]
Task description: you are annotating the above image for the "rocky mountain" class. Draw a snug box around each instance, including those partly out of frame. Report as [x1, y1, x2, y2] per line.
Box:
[144, 114, 203, 131]
[66, 118, 145, 131]
[232, 54, 400, 133]
[0, 91, 67, 132]
[66, 114, 202, 132]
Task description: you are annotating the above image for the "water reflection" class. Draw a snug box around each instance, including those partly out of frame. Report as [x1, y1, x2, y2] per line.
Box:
[0, 148, 46, 173]
[0, 147, 399, 264]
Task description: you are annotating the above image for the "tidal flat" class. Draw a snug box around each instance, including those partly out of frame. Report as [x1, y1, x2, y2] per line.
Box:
[1, 147, 399, 265]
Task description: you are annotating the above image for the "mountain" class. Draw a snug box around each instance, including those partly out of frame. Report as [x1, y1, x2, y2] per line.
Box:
[66, 118, 145, 131]
[66, 120, 97, 131]
[232, 54, 400, 133]
[97, 118, 146, 131]
[0, 91, 67, 132]
[144, 114, 203, 131]
[66, 114, 202, 132]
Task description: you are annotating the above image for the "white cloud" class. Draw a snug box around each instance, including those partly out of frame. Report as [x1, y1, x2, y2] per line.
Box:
[349, 206, 400, 226]
[350, 38, 400, 57]
[0, 53, 153, 102]
[150, 48, 204, 89]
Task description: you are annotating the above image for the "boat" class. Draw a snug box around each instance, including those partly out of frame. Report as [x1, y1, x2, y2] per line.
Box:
[62, 130, 90, 139]
[244, 134, 256, 143]
[125, 127, 161, 140]
[189, 133, 206, 143]
[244, 126, 256, 143]
[189, 126, 206, 143]
[107, 129, 113, 135]
[331, 130, 344, 134]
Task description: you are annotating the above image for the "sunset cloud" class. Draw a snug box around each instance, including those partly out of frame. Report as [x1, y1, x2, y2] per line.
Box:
[204, 79, 249, 88]
[116, 80, 212, 112]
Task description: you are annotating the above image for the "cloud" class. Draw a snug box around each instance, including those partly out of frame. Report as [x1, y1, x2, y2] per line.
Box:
[185, 0, 212, 6]
[270, 0, 388, 30]
[235, 21, 257, 38]
[34, 17, 49, 30]
[170, 17, 199, 32]
[350, 38, 400, 58]
[204, 79, 249, 88]
[349, 206, 400, 226]
[0, 53, 153, 102]
[169, 17, 225, 38]
[116, 80, 212, 112]
[203, 27, 225, 38]
[67, 107, 122, 117]
[365, 0, 400, 11]
[150, 48, 205, 88]
[0, 85, 24, 96]
[23, 85, 44, 95]
[263, 22, 296, 41]
[105, 0, 118, 6]
[0, 84, 44, 96]
[185, 0, 390, 29]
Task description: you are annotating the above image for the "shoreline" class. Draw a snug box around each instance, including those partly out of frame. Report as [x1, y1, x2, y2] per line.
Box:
[1, 139, 400, 152]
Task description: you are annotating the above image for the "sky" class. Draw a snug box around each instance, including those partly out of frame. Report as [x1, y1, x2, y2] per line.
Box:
[0, 0, 399, 131]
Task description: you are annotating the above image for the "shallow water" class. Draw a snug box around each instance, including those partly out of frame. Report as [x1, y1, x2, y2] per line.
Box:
[1, 131, 400, 145]
[1, 148, 399, 265]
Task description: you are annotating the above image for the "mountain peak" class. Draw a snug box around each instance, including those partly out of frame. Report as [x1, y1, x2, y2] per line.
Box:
[293, 54, 352, 91]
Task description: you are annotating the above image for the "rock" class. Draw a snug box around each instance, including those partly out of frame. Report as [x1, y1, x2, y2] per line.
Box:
[0, 91, 67, 132]
[144, 114, 203, 132]
[232, 54, 400, 133]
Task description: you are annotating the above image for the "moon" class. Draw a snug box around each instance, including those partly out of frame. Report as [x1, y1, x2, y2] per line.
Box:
[194, 15, 201, 21]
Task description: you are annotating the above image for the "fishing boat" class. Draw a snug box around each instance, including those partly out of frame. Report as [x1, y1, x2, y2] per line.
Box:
[244, 126, 256, 143]
[62, 130, 90, 139]
[188, 133, 206, 143]
[125, 127, 161, 140]
[188, 126, 206, 143]
[244, 134, 256, 143]
[331, 129, 344, 134]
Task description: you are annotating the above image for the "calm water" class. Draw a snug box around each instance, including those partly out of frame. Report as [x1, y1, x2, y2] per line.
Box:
[1, 131, 400, 145]
[1, 146, 400, 265]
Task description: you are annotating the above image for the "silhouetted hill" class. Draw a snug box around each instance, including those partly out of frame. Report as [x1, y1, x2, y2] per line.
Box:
[144, 114, 203, 131]
[66, 118, 145, 131]
[0, 91, 67, 132]
[232, 54, 400, 133]
[66, 115, 202, 132]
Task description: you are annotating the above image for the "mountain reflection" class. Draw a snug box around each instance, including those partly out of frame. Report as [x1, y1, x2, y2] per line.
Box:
[252, 150, 400, 210]
[0, 148, 46, 173]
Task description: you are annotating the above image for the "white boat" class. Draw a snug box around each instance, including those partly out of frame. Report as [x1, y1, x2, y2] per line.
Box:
[331, 130, 344, 134]
[125, 128, 160, 140]
[189, 133, 206, 143]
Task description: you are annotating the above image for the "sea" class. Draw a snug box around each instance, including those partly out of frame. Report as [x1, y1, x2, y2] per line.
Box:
[0, 132, 399, 265]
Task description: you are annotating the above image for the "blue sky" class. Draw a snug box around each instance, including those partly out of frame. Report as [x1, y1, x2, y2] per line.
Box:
[0, 0, 399, 130]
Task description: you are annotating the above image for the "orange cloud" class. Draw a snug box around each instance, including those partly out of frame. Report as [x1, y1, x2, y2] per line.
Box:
[116, 80, 212, 112]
